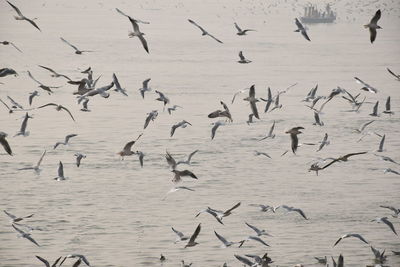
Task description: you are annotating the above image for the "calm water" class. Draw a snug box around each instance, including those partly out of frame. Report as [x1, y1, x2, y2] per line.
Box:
[1, 0, 400, 266]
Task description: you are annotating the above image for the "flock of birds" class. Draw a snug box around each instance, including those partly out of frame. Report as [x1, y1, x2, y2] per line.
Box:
[1, 0, 399, 266]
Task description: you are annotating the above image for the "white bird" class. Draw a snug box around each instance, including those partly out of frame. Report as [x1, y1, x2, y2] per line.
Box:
[371, 217, 397, 235]
[14, 112, 32, 137]
[164, 186, 195, 200]
[37, 103, 75, 121]
[211, 121, 225, 140]
[74, 153, 86, 167]
[239, 236, 270, 247]
[60, 37, 93, 55]
[6, 1, 41, 31]
[354, 77, 378, 93]
[78, 82, 114, 103]
[214, 231, 239, 248]
[177, 150, 199, 165]
[167, 105, 182, 115]
[3, 210, 34, 223]
[112, 73, 128, 96]
[171, 227, 189, 243]
[333, 233, 369, 247]
[377, 134, 385, 152]
[38, 65, 71, 80]
[234, 22, 256, 35]
[155, 90, 170, 109]
[118, 134, 143, 159]
[171, 120, 192, 137]
[245, 222, 272, 237]
[364, 10, 382, 43]
[54, 134, 78, 149]
[294, 18, 310, 41]
[18, 150, 46, 173]
[60, 254, 90, 266]
[28, 71, 61, 95]
[28, 90, 39, 106]
[244, 85, 259, 119]
[139, 78, 151, 99]
[259, 121, 276, 141]
[278, 205, 308, 220]
[184, 223, 201, 248]
[54, 161, 66, 181]
[254, 151, 271, 159]
[12, 224, 40, 246]
[317, 133, 330, 152]
[144, 110, 158, 129]
[188, 19, 223, 43]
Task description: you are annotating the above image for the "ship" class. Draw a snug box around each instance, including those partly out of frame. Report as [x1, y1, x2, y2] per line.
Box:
[300, 4, 336, 24]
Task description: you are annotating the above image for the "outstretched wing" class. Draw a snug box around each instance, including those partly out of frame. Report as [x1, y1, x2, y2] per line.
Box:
[206, 32, 223, 43]
[7, 1, 23, 17]
[0, 136, 12, 155]
[370, 9, 381, 24]
[188, 19, 207, 34]
[27, 71, 42, 85]
[234, 22, 242, 32]
[115, 7, 129, 18]
[60, 37, 79, 51]
[36, 255, 50, 267]
[60, 106, 75, 121]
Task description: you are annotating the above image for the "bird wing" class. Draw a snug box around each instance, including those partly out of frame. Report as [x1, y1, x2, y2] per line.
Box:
[60, 37, 79, 51]
[38, 65, 57, 75]
[239, 51, 245, 60]
[25, 17, 41, 31]
[60, 106, 75, 121]
[387, 68, 399, 79]
[138, 33, 149, 53]
[37, 103, 58, 109]
[245, 222, 260, 234]
[385, 96, 391, 111]
[250, 101, 259, 119]
[360, 120, 374, 132]
[294, 208, 308, 219]
[0, 133, 12, 155]
[188, 19, 207, 34]
[225, 202, 241, 214]
[142, 78, 151, 88]
[25, 234, 40, 246]
[371, 9, 381, 24]
[138, 153, 144, 167]
[65, 134, 77, 143]
[12, 224, 26, 234]
[206, 32, 223, 43]
[268, 121, 276, 135]
[351, 233, 368, 244]
[290, 133, 299, 154]
[181, 170, 197, 179]
[27, 71, 42, 85]
[249, 85, 256, 98]
[9, 42, 22, 52]
[234, 255, 254, 266]
[72, 259, 82, 267]
[123, 140, 136, 152]
[380, 205, 398, 213]
[333, 236, 343, 247]
[211, 123, 220, 140]
[249, 236, 269, 246]
[115, 8, 129, 18]
[378, 135, 385, 151]
[170, 124, 177, 137]
[188, 223, 201, 244]
[369, 28, 377, 43]
[234, 22, 242, 32]
[381, 217, 397, 235]
[36, 256, 50, 267]
[0, 98, 12, 111]
[295, 18, 304, 30]
[112, 73, 122, 90]
[128, 17, 140, 33]
[343, 151, 368, 159]
[354, 77, 368, 87]
[171, 227, 185, 238]
[4, 210, 17, 219]
[301, 29, 311, 41]
[58, 161, 64, 177]
[7, 1, 23, 17]
[214, 231, 230, 246]
[187, 150, 199, 161]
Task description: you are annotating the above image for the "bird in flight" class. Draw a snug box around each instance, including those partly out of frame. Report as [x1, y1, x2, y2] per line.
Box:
[234, 22, 256, 35]
[0, 132, 12, 155]
[6, 1, 41, 31]
[188, 19, 223, 43]
[1, 40, 22, 52]
[60, 37, 93, 55]
[364, 9, 382, 43]
[37, 103, 75, 122]
[294, 18, 310, 41]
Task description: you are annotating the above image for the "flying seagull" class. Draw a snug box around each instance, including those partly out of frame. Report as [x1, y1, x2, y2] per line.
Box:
[12, 224, 40, 246]
[167, 105, 182, 115]
[54, 161, 66, 181]
[0, 132, 12, 155]
[260, 87, 273, 112]
[383, 96, 394, 115]
[354, 77, 378, 93]
[214, 231, 239, 248]
[208, 101, 232, 122]
[369, 101, 379, 116]
[177, 150, 199, 165]
[254, 151, 271, 159]
[294, 18, 310, 41]
[6, 1, 41, 31]
[320, 152, 367, 170]
[1, 40, 22, 52]
[317, 133, 330, 152]
[184, 223, 201, 248]
[364, 9, 382, 43]
[74, 153, 86, 167]
[234, 22, 255, 35]
[171, 169, 197, 183]
[60, 37, 93, 55]
[4, 210, 34, 223]
[171, 227, 189, 243]
[27, 71, 61, 94]
[238, 51, 251, 64]
[139, 78, 151, 99]
[188, 19, 223, 43]
[116, 9, 149, 53]
[36, 256, 62, 267]
[37, 103, 75, 122]
[244, 85, 260, 119]
[380, 205, 400, 218]
[15, 112, 32, 137]
[38, 65, 71, 80]
[285, 126, 304, 154]
[112, 73, 128, 96]
[18, 150, 46, 174]
[333, 233, 369, 247]
[118, 134, 143, 159]
[278, 205, 308, 220]
[155, 90, 170, 109]
[245, 222, 272, 236]
[371, 217, 397, 235]
[144, 110, 158, 129]
[170, 120, 192, 137]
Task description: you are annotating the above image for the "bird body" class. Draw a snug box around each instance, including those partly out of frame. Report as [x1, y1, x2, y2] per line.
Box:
[364, 10, 382, 43]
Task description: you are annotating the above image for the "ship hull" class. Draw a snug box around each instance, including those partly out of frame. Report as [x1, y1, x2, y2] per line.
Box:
[300, 17, 335, 24]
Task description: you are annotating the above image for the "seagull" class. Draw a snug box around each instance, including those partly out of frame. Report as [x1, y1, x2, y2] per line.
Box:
[383, 97, 394, 115]
[387, 68, 400, 81]
[246, 114, 254, 125]
[371, 217, 397, 235]
[239, 235, 270, 247]
[36, 256, 62, 267]
[118, 134, 143, 159]
[254, 151, 271, 159]
[317, 133, 330, 152]
[54, 161, 66, 181]
[60, 254, 90, 266]
[112, 73, 128, 96]
[6, 1, 41, 31]
[1, 40, 22, 52]
[171, 227, 189, 243]
[134, 151, 144, 167]
[303, 84, 318, 102]
[370, 101, 379, 116]
[160, 254, 166, 262]
[177, 150, 199, 165]
[60, 37, 93, 55]
[12, 224, 40, 246]
[245, 222, 272, 237]
[167, 105, 182, 115]
[333, 233, 369, 246]
[165, 151, 177, 170]
[80, 98, 90, 112]
[285, 127, 304, 154]
[184, 223, 201, 248]
[377, 134, 385, 152]
[208, 101, 232, 122]
[78, 82, 114, 103]
[294, 18, 310, 41]
[214, 231, 238, 248]
[384, 168, 400, 175]
[38, 65, 71, 80]
[211, 121, 225, 140]
[37, 103, 75, 122]
[355, 120, 375, 133]
[321, 152, 367, 170]
[355, 77, 378, 93]
[3, 210, 34, 223]
[203, 202, 241, 221]
[18, 150, 46, 173]
[260, 87, 273, 112]
[139, 78, 151, 99]
[53, 134, 77, 149]
[0, 67, 18, 77]
[379, 205, 400, 217]
[370, 246, 386, 263]
[28, 90, 39, 106]
[155, 90, 170, 109]
[234, 22, 255, 35]
[238, 51, 251, 64]
[314, 256, 327, 264]
[374, 154, 399, 165]
[0, 132, 12, 155]
[278, 205, 308, 220]
[332, 254, 344, 267]
[171, 120, 192, 137]
[244, 85, 260, 119]
[15, 112, 32, 137]
[269, 93, 283, 112]
[313, 112, 324, 126]
[74, 153, 86, 167]
[144, 110, 158, 129]
[234, 254, 256, 266]
[364, 10, 382, 43]
[195, 208, 224, 225]
[231, 87, 249, 104]
[163, 186, 195, 200]
[188, 19, 223, 43]
[171, 169, 197, 183]
[249, 204, 278, 213]
[27, 71, 61, 95]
